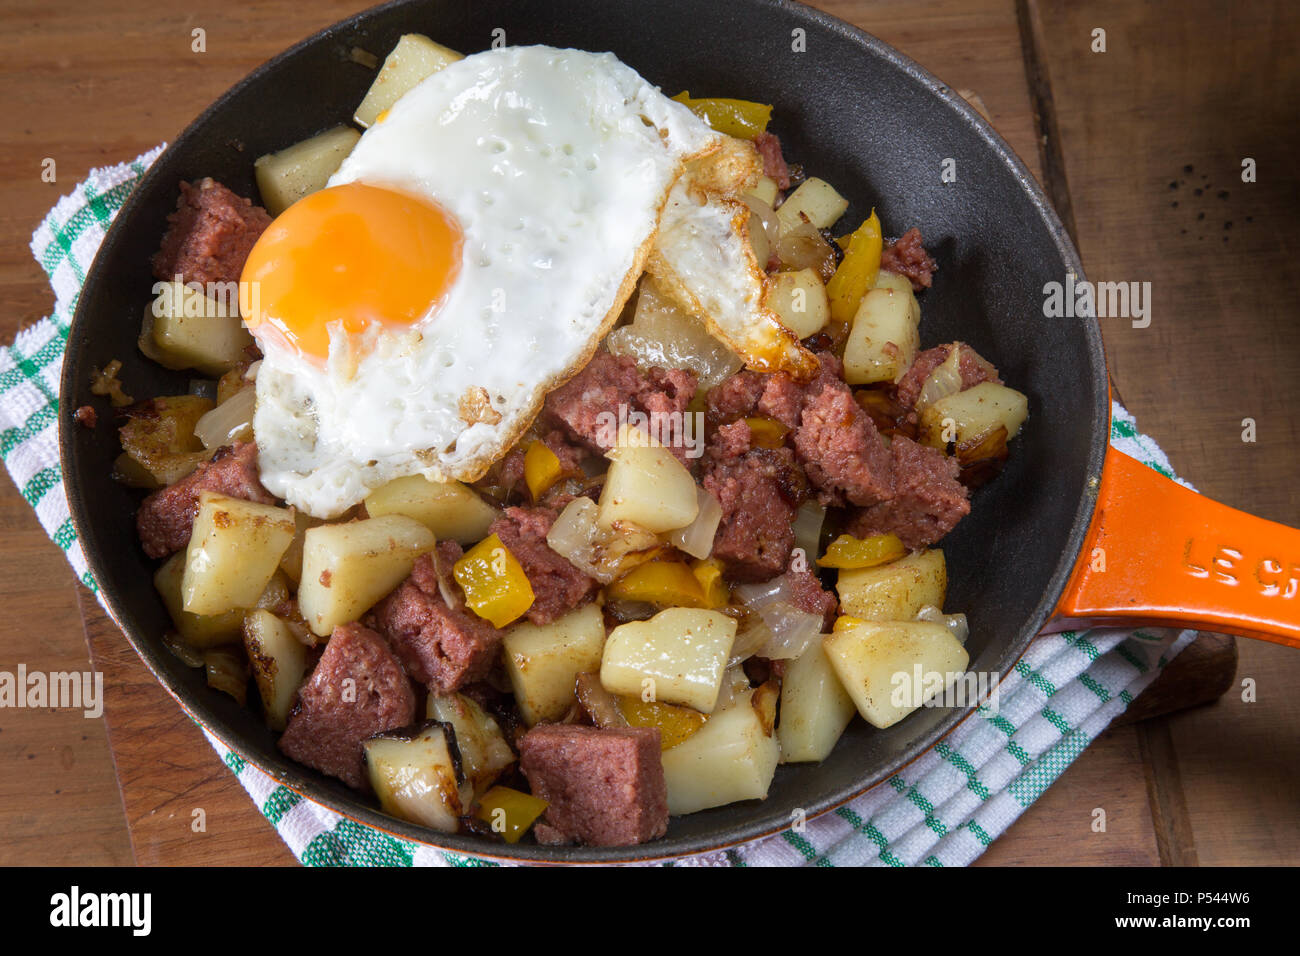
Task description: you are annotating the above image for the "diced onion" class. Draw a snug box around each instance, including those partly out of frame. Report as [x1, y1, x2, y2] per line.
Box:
[733, 575, 797, 610]
[791, 500, 825, 561]
[575, 672, 628, 729]
[713, 664, 751, 711]
[607, 279, 742, 391]
[732, 575, 823, 661]
[775, 221, 838, 281]
[162, 631, 204, 668]
[916, 604, 970, 645]
[729, 618, 772, 666]
[194, 387, 255, 450]
[546, 496, 659, 584]
[741, 194, 781, 249]
[667, 487, 722, 559]
[754, 602, 822, 660]
[915, 348, 964, 412]
[204, 647, 248, 705]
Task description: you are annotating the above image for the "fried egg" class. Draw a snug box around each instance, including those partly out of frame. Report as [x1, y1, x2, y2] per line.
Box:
[647, 138, 818, 379]
[241, 46, 721, 517]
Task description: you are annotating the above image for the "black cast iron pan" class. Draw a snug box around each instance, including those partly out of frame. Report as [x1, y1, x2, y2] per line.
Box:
[59, 0, 1109, 863]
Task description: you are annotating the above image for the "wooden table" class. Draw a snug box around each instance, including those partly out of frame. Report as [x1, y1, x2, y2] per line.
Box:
[1, 0, 1296, 866]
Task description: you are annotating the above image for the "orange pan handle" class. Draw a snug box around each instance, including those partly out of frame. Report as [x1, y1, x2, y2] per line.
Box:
[1046, 446, 1300, 649]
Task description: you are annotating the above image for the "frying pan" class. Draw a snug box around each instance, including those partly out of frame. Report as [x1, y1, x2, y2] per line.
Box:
[57, 0, 1300, 864]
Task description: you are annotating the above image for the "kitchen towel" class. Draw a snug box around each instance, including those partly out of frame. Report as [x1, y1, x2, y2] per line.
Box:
[2, 150, 1199, 866]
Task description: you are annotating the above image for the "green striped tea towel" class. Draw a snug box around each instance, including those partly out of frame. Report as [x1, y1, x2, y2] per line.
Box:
[5, 151, 1199, 867]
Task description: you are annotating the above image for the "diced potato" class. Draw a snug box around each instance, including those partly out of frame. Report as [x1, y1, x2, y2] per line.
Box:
[823, 620, 970, 729]
[501, 604, 606, 725]
[157, 556, 293, 648]
[837, 548, 947, 622]
[776, 177, 849, 233]
[364, 721, 466, 832]
[142, 282, 254, 377]
[746, 175, 779, 206]
[182, 493, 296, 617]
[778, 640, 857, 762]
[843, 286, 920, 385]
[254, 125, 361, 217]
[112, 451, 162, 490]
[919, 382, 1029, 450]
[874, 270, 914, 295]
[243, 609, 307, 730]
[766, 268, 829, 339]
[362, 475, 498, 544]
[354, 34, 464, 128]
[278, 510, 323, 585]
[118, 394, 214, 487]
[600, 608, 736, 714]
[661, 690, 781, 814]
[298, 514, 436, 636]
[426, 693, 515, 796]
[154, 551, 244, 647]
[598, 432, 699, 534]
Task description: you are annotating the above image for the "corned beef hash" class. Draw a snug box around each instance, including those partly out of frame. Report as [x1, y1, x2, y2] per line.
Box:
[98, 37, 1029, 848]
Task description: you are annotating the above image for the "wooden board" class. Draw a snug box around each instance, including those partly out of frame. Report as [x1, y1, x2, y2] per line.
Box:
[0, 0, 1290, 866]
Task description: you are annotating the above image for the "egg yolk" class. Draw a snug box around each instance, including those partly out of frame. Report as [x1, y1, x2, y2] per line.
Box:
[240, 182, 463, 362]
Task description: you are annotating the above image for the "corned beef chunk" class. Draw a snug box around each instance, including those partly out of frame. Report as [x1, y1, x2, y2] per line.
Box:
[136, 440, 275, 558]
[775, 567, 839, 629]
[753, 131, 792, 190]
[489, 505, 598, 624]
[152, 178, 271, 287]
[879, 227, 937, 291]
[794, 376, 894, 507]
[368, 542, 503, 694]
[847, 436, 970, 549]
[520, 724, 669, 847]
[277, 623, 415, 790]
[702, 423, 807, 581]
[543, 350, 696, 459]
[894, 342, 1002, 412]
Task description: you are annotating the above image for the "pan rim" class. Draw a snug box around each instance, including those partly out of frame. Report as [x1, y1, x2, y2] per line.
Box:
[58, 0, 1108, 864]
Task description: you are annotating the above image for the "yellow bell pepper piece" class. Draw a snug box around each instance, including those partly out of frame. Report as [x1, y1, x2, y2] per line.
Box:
[618, 696, 708, 750]
[672, 91, 772, 140]
[826, 210, 882, 324]
[453, 533, 535, 627]
[473, 786, 549, 844]
[523, 439, 564, 501]
[833, 614, 866, 633]
[690, 558, 730, 609]
[743, 416, 790, 450]
[606, 560, 708, 608]
[816, 532, 906, 569]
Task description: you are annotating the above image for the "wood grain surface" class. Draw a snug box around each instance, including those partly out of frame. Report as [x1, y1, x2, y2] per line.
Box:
[0, 0, 1295, 867]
